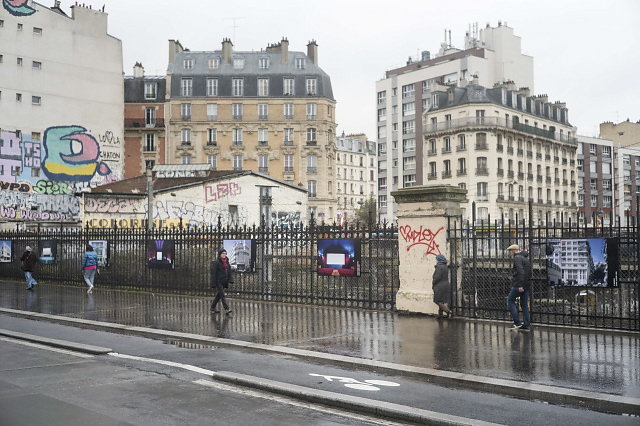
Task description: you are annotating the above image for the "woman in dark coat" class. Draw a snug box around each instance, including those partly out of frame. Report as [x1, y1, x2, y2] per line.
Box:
[211, 248, 233, 314]
[432, 254, 452, 318]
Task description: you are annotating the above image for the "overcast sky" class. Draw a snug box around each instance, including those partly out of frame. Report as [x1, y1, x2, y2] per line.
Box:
[82, 0, 639, 138]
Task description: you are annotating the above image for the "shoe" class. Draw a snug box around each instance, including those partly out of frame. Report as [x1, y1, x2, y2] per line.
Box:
[225, 309, 232, 315]
[87, 286, 93, 294]
[510, 323, 523, 330]
[26, 286, 33, 291]
[210, 307, 219, 313]
[520, 326, 531, 331]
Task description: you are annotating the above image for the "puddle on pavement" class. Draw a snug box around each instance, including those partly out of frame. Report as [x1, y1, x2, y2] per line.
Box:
[162, 339, 214, 349]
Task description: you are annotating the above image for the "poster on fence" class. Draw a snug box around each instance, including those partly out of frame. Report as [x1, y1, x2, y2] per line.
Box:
[545, 238, 619, 287]
[88, 240, 109, 267]
[0, 241, 12, 263]
[147, 240, 175, 269]
[317, 238, 361, 277]
[222, 239, 256, 272]
[38, 241, 57, 264]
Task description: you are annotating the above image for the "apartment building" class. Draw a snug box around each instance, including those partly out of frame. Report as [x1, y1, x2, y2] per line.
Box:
[164, 38, 337, 219]
[335, 133, 377, 223]
[376, 23, 534, 221]
[420, 82, 578, 224]
[123, 63, 167, 178]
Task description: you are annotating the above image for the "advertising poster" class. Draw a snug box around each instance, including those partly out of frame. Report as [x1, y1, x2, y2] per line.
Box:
[147, 240, 175, 269]
[222, 239, 256, 272]
[39, 241, 57, 264]
[0, 240, 12, 263]
[88, 240, 109, 267]
[317, 238, 361, 277]
[546, 238, 619, 287]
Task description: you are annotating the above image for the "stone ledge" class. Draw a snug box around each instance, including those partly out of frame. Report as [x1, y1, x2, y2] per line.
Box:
[391, 185, 467, 204]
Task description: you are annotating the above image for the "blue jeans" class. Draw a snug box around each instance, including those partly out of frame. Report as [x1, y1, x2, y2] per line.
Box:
[507, 287, 530, 328]
[84, 269, 96, 287]
[24, 271, 37, 288]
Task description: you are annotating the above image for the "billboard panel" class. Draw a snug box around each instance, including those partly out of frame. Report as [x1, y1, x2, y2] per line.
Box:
[317, 238, 361, 277]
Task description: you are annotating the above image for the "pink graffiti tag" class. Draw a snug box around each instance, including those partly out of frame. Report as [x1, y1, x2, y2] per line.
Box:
[204, 183, 241, 203]
[399, 225, 444, 256]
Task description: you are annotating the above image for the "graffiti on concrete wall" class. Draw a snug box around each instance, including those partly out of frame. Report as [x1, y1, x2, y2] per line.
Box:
[3, 0, 36, 16]
[205, 182, 242, 203]
[84, 197, 141, 214]
[271, 211, 301, 228]
[399, 225, 444, 256]
[0, 191, 80, 220]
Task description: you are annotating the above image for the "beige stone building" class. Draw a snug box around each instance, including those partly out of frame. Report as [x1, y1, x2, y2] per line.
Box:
[164, 38, 337, 220]
[422, 82, 578, 224]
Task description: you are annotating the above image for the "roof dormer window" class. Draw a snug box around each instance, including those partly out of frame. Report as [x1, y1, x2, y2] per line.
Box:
[183, 58, 193, 70]
[233, 58, 244, 69]
[258, 57, 270, 69]
[295, 57, 305, 69]
[208, 57, 220, 69]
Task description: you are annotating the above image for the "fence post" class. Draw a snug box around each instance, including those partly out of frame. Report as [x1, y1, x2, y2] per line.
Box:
[391, 185, 466, 314]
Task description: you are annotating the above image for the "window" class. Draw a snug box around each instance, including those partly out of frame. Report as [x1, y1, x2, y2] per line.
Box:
[591, 195, 597, 207]
[232, 78, 244, 96]
[144, 134, 155, 152]
[429, 161, 437, 176]
[16, 93, 22, 102]
[232, 103, 243, 120]
[181, 155, 192, 165]
[145, 160, 155, 170]
[258, 103, 268, 120]
[589, 144, 596, 154]
[402, 102, 415, 116]
[604, 196, 612, 208]
[31, 96, 41, 105]
[284, 154, 294, 172]
[308, 180, 317, 197]
[144, 82, 157, 99]
[401, 83, 415, 98]
[306, 78, 317, 95]
[577, 159, 583, 170]
[602, 162, 611, 174]
[17, 57, 23, 66]
[258, 128, 268, 145]
[458, 134, 466, 149]
[206, 78, 218, 96]
[307, 154, 317, 173]
[443, 137, 451, 152]
[284, 128, 294, 144]
[258, 78, 269, 96]
[181, 128, 191, 144]
[403, 138, 415, 153]
[17, 23, 23, 31]
[181, 103, 191, 120]
[258, 154, 269, 172]
[377, 108, 386, 122]
[403, 174, 416, 187]
[208, 154, 217, 169]
[208, 57, 220, 69]
[233, 58, 245, 69]
[258, 57, 270, 69]
[0, 55, 2, 63]
[477, 182, 488, 199]
[0, 20, 3, 28]
[284, 103, 294, 119]
[283, 78, 295, 95]
[233, 154, 243, 171]
[183, 59, 193, 69]
[306, 103, 317, 120]
[181, 78, 192, 96]
[402, 120, 415, 135]
[232, 128, 243, 145]
[295, 57, 305, 69]
[403, 156, 416, 170]
[590, 162, 596, 173]
[443, 160, 451, 174]
[458, 158, 466, 173]
[32, 61, 41, 70]
[477, 157, 487, 171]
[306, 128, 317, 143]
[207, 103, 217, 120]
[31, 132, 41, 141]
[377, 91, 386, 105]
[207, 128, 217, 144]
[145, 107, 156, 126]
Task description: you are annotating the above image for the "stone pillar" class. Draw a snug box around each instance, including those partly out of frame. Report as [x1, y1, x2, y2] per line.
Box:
[391, 185, 466, 314]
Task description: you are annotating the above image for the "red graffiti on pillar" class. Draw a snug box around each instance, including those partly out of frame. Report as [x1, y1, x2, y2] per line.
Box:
[399, 225, 444, 256]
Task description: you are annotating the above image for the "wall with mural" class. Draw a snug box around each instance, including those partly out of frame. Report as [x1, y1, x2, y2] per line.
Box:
[0, 127, 121, 223]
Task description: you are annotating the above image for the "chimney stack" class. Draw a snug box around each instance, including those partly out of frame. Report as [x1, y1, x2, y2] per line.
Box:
[168, 39, 184, 64]
[280, 37, 289, 64]
[222, 38, 233, 64]
[133, 62, 144, 78]
[307, 40, 318, 64]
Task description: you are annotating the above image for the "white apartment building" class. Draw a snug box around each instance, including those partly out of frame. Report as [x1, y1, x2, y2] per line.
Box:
[0, 1, 123, 194]
[376, 23, 534, 221]
[335, 133, 377, 224]
[421, 83, 578, 224]
[548, 239, 594, 286]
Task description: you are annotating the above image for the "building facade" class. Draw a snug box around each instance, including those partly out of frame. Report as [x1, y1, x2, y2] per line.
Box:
[335, 133, 377, 223]
[123, 63, 166, 179]
[419, 83, 578, 224]
[376, 23, 534, 221]
[0, 1, 123, 227]
[164, 38, 337, 220]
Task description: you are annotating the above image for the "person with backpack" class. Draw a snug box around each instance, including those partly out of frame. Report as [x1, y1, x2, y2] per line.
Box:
[20, 246, 38, 290]
[82, 244, 98, 294]
[210, 248, 233, 314]
[507, 244, 532, 331]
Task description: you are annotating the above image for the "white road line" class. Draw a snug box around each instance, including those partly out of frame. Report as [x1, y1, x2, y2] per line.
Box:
[108, 352, 215, 376]
[0, 336, 94, 359]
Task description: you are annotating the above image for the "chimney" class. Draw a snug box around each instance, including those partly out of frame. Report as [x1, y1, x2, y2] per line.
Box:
[221, 38, 233, 64]
[280, 37, 289, 64]
[168, 39, 184, 64]
[307, 40, 318, 64]
[133, 62, 144, 78]
[517, 87, 531, 97]
[421, 50, 431, 61]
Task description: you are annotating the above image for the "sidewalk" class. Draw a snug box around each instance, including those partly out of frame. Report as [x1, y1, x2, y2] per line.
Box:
[1, 280, 639, 398]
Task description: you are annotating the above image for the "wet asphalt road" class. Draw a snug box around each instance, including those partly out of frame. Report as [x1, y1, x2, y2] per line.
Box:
[1, 314, 638, 426]
[0, 281, 638, 398]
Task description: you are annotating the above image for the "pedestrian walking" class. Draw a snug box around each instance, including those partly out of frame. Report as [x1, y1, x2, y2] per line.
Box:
[210, 248, 233, 314]
[20, 246, 38, 290]
[507, 244, 532, 331]
[82, 244, 98, 294]
[432, 254, 453, 318]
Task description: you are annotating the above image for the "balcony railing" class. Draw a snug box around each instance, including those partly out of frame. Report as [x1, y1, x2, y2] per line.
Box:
[307, 167, 317, 174]
[258, 141, 268, 146]
[571, 180, 576, 187]
[554, 156, 559, 163]
[497, 168, 504, 176]
[476, 143, 488, 150]
[181, 115, 191, 121]
[442, 147, 452, 154]
[476, 195, 488, 201]
[284, 166, 294, 173]
[233, 115, 243, 120]
[457, 169, 467, 176]
[497, 144, 504, 152]
[283, 140, 294, 146]
[527, 151, 533, 158]
[563, 179, 568, 185]
[476, 167, 489, 176]
[508, 170, 514, 178]
[497, 195, 504, 201]
[518, 172, 524, 180]
[537, 175, 543, 182]
[457, 144, 467, 152]
[536, 153, 542, 159]
[206, 141, 217, 146]
[422, 116, 577, 144]
[258, 115, 268, 120]
[427, 173, 438, 180]
[545, 154, 551, 161]
[442, 171, 452, 178]
[125, 118, 165, 128]
[507, 147, 514, 154]
[306, 140, 317, 146]
[307, 115, 316, 120]
[258, 167, 269, 173]
[517, 149, 524, 156]
[427, 149, 437, 156]
[527, 173, 534, 180]
[555, 178, 560, 185]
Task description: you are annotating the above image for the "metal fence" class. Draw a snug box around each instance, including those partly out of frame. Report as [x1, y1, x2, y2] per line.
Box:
[448, 202, 640, 331]
[0, 220, 399, 310]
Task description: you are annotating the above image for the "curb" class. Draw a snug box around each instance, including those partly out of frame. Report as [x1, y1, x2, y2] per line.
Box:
[212, 371, 502, 426]
[1, 307, 638, 415]
[0, 328, 112, 355]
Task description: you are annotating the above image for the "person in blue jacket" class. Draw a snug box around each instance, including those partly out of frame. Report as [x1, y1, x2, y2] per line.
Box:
[82, 245, 98, 294]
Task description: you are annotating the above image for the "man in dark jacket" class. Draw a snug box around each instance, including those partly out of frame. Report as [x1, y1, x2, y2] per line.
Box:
[507, 244, 532, 330]
[211, 249, 233, 314]
[20, 246, 38, 290]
